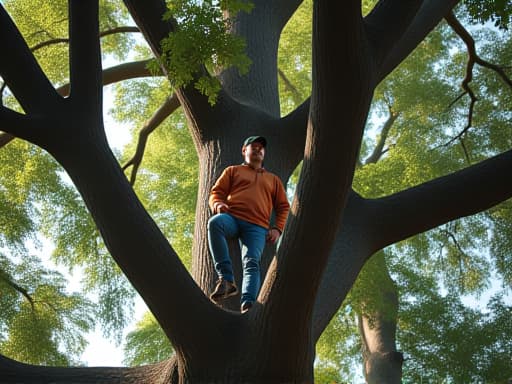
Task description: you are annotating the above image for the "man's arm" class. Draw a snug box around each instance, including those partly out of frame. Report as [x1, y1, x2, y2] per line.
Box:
[209, 167, 232, 213]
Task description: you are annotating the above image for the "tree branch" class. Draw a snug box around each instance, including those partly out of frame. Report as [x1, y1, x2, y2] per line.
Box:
[68, 0, 102, 113]
[261, 1, 375, 364]
[122, 0, 227, 145]
[1, 60, 156, 148]
[377, 0, 461, 84]
[275, 0, 304, 27]
[364, 107, 399, 165]
[0, 270, 35, 311]
[278, 68, 304, 106]
[365, 0, 424, 66]
[444, 11, 512, 147]
[57, 59, 155, 97]
[446, 12, 512, 90]
[122, 0, 176, 58]
[2, 1, 233, 356]
[311, 191, 375, 340]
[30, 26, 140, 52]
[123, 93, 180, 185]
[0, 5, 61, 113]
[0, 132, 15, 148]
[0, 106, 42, 142]
[369, 149, 512, 251]
[278, 97, 310, 172]
[0, 354, 177, 384]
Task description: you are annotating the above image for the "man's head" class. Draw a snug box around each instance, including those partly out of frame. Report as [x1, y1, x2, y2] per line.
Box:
[242, 136, 266, 168]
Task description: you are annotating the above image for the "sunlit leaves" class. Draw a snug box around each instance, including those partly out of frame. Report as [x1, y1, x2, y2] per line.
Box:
[114, 77, 198, 267]
[316, 307, 361, 384]
[4, 0, 135, 87]
[40, 188, 136, 342]
[0, 254, 94, 365]
[278, 0, 312, 115]
[464, 0, 512, 30]
[157, 0, 253, 104]
[399, 291, 512, 383]
[123, 312, 172, 366]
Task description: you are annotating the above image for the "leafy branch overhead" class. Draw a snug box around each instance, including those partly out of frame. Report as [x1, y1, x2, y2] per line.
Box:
[151, 0, 253, 104]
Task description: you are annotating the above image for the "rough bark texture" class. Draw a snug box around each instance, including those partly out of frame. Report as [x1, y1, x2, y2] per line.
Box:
[0, 355, 177, 384]
[3, 0, 512, 383]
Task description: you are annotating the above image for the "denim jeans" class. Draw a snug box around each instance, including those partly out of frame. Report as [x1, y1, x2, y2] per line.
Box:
[207, 213, 267, 303]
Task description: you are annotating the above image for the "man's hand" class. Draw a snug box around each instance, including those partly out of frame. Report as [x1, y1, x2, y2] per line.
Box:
[266, 228, 281, 244]
[214, 202, 229, 214]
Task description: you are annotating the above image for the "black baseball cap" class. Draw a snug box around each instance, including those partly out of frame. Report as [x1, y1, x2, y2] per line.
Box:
[243, 136, 267, 147]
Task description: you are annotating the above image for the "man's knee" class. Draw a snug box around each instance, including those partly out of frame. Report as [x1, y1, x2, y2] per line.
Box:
[243, 257, 260, 272]
[208, 214, 224, 232]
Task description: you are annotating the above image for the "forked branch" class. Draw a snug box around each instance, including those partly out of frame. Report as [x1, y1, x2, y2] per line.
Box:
[365, 0, 424, 65]
[445, 11, 512, 145]
[369, 149, 512, 251]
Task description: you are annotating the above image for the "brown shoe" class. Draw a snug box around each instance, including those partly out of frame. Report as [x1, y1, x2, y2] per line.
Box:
[210, 279, 238, 302]
[241, 301, 253, 314]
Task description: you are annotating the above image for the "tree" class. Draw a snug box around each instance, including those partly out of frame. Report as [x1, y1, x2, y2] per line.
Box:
[0, 1, 511, 384]
[0, 0, 143, 363]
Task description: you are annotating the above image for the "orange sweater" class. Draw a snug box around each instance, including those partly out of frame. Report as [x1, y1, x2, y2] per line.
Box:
[209, 165, 290, 232]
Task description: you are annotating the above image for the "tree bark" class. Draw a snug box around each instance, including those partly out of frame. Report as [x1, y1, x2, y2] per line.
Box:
[0, 354, 177, 384]
[358, 252, 403, 384]
[377, 0, 462, 83]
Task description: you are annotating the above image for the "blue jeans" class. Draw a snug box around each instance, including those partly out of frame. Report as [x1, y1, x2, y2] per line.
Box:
[208, 213, 267, 303]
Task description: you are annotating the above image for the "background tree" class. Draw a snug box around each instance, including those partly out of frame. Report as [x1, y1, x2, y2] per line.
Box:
[0, 0, 511, 383]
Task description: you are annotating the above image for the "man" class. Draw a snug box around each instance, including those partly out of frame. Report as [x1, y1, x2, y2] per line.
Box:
[208, 136, 290, 313]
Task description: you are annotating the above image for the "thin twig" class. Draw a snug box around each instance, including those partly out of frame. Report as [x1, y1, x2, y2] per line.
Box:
[122, 93, 181, 185]
[447, 91, 467, 109]
[0, 271, 36, 311]
[445, 11, 512, 147]
[364, 104, 399, 165]
[29, 26, 140, 52]
[278, 68, 304, 105]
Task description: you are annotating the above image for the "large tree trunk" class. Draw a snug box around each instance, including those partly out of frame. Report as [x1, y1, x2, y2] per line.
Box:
[358, 253, 403, 384]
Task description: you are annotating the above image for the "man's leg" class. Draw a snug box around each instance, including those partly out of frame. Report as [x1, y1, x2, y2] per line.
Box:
[207, 213, 239, 301]
[238, 220, 267, 308]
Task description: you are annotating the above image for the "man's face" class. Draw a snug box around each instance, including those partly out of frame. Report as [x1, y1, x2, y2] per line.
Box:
[242, 142, 265, 164]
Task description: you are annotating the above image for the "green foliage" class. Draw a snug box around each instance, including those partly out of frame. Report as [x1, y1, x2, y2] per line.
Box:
[315, 307, 361, 384]
[278, 0, 312, 115]
[0, 254, 94, 365]
[113, 78, 198, 266]
[4, 0, 134, 88]
[399, 287, 512, 383]
[464, 0, 512, 30]
[488, 201, 512, 285]
[0, 1, 140, 348]
[39, 190, 136, 342]
[123, 312, 172, 366]
[158, 0, 253, 104]
[346, 252, 398, 321]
